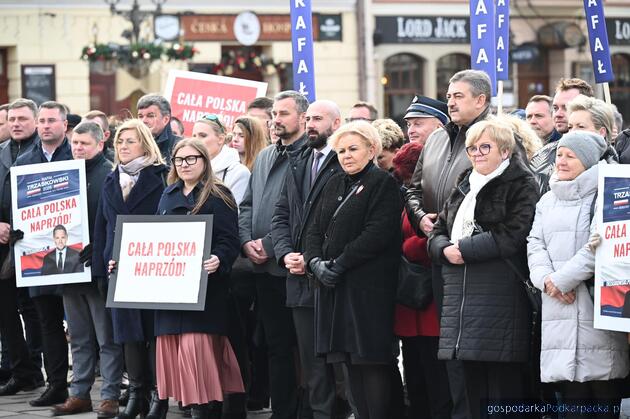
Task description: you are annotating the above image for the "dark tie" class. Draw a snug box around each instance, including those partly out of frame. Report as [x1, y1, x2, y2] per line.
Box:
[57, 252, 63, 272]
[311, 151, 323, 188]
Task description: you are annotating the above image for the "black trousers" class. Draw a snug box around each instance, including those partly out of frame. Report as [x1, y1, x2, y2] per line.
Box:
[0, 278, 42, 383]
[461, 360, 526, 419]
[124, 339, 156, 390]
[556, 379, 622, 419]
[17, 288, 43, 369]
[401, 335, 452, 419]
[254, 273, 297, 419]
[32, 295, 68, 387]
[344, 363, 390, 419]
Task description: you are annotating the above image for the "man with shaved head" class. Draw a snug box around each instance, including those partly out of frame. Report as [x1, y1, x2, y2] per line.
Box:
[272, 99, 343, 418]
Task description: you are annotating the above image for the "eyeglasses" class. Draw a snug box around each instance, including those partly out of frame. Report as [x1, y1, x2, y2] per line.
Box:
[345, 117, 374, 123]
[172, 155, 203, 166]
[200, 114, 225, 133]
[465, 143, 492, 156]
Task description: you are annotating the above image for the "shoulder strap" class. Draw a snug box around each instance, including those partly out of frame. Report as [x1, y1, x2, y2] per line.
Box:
[590, 193, 597, 222]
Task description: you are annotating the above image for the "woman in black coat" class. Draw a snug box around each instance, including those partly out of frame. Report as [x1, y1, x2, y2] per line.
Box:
[304, 121, 402, 419]
[92, 119, 168, 419]
[154, 138, 243, 419]
[427, 118, 539, 419]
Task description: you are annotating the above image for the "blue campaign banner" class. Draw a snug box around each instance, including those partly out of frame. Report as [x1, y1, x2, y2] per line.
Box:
[16, 169, 80, 210]
[583, 0, 614, 83]
[290, 0, 316, 102]
[602, 177, 630, 223]
[495, 0, 509, 81]
[470, 0, 496, 95]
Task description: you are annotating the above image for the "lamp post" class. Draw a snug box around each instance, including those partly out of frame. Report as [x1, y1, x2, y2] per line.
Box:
[104, 0, 167, 43]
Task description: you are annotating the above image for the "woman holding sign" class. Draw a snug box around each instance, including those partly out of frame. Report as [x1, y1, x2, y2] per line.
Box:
[93, 119, 168, 419]
[527, 131, 629, 417]
[154, 138, 243, 419]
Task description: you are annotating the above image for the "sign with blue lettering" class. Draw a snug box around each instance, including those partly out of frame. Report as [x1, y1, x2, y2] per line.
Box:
[583, 0, 614, 83]
[470, 0, 496, 95]
[495, 0, 509, 81]
[290, 0, 316, 102]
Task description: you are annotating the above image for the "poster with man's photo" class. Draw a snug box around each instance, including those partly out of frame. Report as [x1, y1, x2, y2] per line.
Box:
[10, 160, 91, 287]
[594, 163, 630, 332]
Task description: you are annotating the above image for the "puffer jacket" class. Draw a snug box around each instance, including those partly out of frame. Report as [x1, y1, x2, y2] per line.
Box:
[211, 145, 250, 205]
[527, 162, 630, 383]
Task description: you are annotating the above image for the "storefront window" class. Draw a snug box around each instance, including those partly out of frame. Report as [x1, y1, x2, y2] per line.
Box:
[383, 53, 424, 127]
[611, 53, 630, 130]
[436, 53, 470, 102]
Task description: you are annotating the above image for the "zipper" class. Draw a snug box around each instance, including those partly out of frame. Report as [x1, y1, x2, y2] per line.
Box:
[435, 150, 452, 211]
[455, 264, 467, 358]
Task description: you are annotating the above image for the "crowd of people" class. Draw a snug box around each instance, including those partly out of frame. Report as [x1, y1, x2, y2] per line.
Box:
[0, 68, 628, 419]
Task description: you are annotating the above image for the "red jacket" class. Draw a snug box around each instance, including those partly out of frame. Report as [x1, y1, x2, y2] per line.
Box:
[393, 210, 440, 337]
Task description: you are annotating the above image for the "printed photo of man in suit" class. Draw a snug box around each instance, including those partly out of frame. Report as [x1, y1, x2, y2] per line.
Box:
[40, 224, 83, 276]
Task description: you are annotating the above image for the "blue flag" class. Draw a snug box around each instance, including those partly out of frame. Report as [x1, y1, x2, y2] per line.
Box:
[583, 0, 614, 83]
[290, 0, 316, 102]
[470, 0, 496, 95]
[495, 0, 509, 81]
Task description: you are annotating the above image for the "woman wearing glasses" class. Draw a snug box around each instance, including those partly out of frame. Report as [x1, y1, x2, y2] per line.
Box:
[93, 119, 169, 419]
[427, 118, 539, 419]
[230, 116, 268, 171]
[192, 115, 250, 205]
[154, 138, 243, 419]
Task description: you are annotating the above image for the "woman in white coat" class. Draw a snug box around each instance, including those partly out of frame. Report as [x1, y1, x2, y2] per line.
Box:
[528, 131, 629, 418]
[192, 114, 250, 205]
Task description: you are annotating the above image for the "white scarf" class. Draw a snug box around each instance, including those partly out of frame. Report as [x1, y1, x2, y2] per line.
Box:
[451, 158, 510, 243]
[118, 156, 153, 201]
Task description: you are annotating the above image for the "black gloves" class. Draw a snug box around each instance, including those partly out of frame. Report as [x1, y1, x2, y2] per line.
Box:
[79, 243, 92, 267]
[309, 257, 345, 288]
[9, 229, 23, 245]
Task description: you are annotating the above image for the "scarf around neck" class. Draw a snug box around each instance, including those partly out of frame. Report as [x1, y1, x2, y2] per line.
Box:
[451, 158, 510, 243]
[118, 156, 153, 201]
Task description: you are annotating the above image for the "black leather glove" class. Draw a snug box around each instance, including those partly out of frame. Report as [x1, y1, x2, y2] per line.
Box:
[9, 229, 24, 245]
[309, 257, 344, 288]
[96, 277, 108, 302]
[79, 243, 92, 267]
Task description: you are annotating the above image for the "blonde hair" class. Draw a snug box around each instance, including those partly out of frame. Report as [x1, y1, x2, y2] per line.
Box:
[372, 118, 404, 151]
[465, 118, 516, 155]
[168, 138, 236, 213]
[113, 119, 165, 166]
[329, 120, 382, 160]
[567, 94, 615, 143]
[234, 116, 268, 171]
[497, 115, 542, 161]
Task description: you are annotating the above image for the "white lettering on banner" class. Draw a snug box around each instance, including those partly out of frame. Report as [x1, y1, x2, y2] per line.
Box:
[297, 37, 306, 52]
[296, 15, 306, 30]
[294, 0, 305, 7]
[297, 60, 308, 73]
[497, 58, 503, 72]
[497, 0, 506, 5]
[475, 0, 488, 15]
[587, 6, 606, 75]
[477, 23, 487, 39]
[598, 60, 607, 74]
[497, 13, 505, 29]
[298, 81, 309, 96]
[588, 0, 597, 6]
[591, 14, 599, 30]
[594, 37, 604, 52]
[476, 48, 489, 64]
[497, 36, 505, 50]
[616, 21, 630, 40]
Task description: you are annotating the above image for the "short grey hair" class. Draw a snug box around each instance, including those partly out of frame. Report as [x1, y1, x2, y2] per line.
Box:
[449, 70, 492, 104]
[274, 90, 309, 113]
[137, 94, 171, 117]
[9, 98, 38, 118]
[567, 95, 614, 143]
[73, 121, 104, 143]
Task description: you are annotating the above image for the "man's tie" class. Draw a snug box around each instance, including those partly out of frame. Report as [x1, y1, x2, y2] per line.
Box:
[57, 252, 63, 273]
[311, 151, 323, 188]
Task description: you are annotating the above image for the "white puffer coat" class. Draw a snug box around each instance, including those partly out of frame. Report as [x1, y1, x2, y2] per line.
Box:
[211, 145, 250, 205]
[527, 162, 629, 383]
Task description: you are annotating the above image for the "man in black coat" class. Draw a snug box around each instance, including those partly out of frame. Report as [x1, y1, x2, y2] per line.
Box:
[40, 225, 83, 275]
[0, 99, 44, 397]
[53, 120, 123, 418]
[13, 101, 74, 407]
[136, 94, 180, 163]
[272, 100, 343, 419]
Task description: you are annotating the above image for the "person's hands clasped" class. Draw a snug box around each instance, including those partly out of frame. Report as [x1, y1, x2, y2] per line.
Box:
[284, 252, 305, 275]
[0, 223, 10, 245]
[243, 239, 269, 265]
[544, 275, 576, 304]
[309, 257, 344, 288]
[443, 243, 464, 265]
[420, 213, 437, 235]
[203, 255, 220, 274]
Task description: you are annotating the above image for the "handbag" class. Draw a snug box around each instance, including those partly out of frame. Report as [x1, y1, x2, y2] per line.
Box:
[396, 255, 433, 310]
[504, 258, 542, 316]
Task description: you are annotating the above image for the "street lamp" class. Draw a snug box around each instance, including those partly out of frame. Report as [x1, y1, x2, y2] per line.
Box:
[104, 0, 167, 44]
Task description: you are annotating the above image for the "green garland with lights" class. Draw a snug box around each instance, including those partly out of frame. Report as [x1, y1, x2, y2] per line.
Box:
[81, 42, 198, 64]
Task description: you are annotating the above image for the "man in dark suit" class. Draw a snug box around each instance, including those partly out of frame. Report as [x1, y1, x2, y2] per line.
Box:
[40, 225, 83, 276]
[271, 99, 345, 419]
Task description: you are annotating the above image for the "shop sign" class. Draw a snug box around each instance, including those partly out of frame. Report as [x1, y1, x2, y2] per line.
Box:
[607, 18, 630, 46]
[374, 16, 469, 44]
[510, 44, 539, 63]
[318, 14, 342, 41]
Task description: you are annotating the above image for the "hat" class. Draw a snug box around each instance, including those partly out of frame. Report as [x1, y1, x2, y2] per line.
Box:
[66, 114, 81, 130]
[557, 131, 607, 170]
[404, 95, 449, 126]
